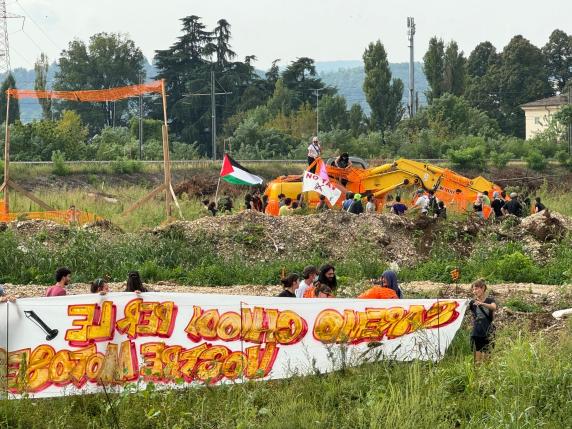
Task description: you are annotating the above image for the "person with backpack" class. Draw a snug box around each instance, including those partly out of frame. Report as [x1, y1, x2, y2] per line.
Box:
[469, 279, 497, 363]
[348, 193, 364, 214]
[427, 190, 439, 217]
[342, 192, 354, 211]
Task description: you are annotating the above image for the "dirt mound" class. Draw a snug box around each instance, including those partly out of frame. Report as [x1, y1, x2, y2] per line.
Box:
[7, 219, 69, 235]
[521, 210, 568, 241]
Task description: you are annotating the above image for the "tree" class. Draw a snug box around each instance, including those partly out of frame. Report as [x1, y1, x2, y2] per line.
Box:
[210, 19, 236, 68]
[542, 29, 572, 92]
[34, 53, 52, 119]
[348, 104, 367, 137]
[282, 57, 332, 108]
[362, 40, 404, 134]
[496, 35, 552, 136]
[54, 32, 145, 132]
[0, 74, 20, 124]
[467, 41, 499, 78]
[319, 95, 349, 131]
[423, 37, 445, 103]
[443, 41, 466, 95]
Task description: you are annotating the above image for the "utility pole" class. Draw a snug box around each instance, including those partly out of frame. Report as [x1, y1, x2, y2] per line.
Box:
[211, 70, 216, 160]
[184, 72, 231, 161]
[310, 88, 324, 136]
[407, 17, 416, 118]
[139, 73, 143, 160]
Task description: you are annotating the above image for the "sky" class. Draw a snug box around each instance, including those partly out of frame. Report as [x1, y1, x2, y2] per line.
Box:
[6, 0, 572, 71]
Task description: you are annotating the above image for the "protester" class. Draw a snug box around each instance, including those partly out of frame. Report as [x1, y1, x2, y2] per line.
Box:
[358, 280, 398, 299]
[295, 193, 307, 210]
[314, 283, 334, 298]
[207, 202, 218, 216]
[90, 278, 109, 295]
[342, 192, 354, 211]
[252, 190, 263, 212]
[482, 191, 491, 207]
[0, 283, 15, 303]
[348, 193, 364, 214]
[219, 192, 233, 213]
[46, 267, 71, 297]
[469, 279, 497, 363]
[473, 194, 484, 218]
[291, 201, 299, 210]
[262, 195, 269, 213]
[278, 194, 287, 207]
[202, 199, 210, 213]
[390, 195, 408, 215]
[437, 201, 447, 219]
[534, 196, 545, 213]
[412, 189, 429, 215]
[279, 198, 293, 216]
[365, 195, 376, 213]
[317, 264, 337, 292]
[380, 270, 403, 298]
[491, 191, 505, 219]
[125, 271, 148, 293]
[307, 136, 321, 173]
[244, 193, 254, 210]
[427, 190, 439, 217]
[334, 152, 352, 169]
[278, 273, 300, 297]
[296, 266, 319, 298]
[503, 192, 523, 217]
[316, 195, 330, 212]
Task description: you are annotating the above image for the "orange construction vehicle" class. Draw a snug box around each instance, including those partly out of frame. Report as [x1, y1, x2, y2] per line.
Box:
[264, 158, 503, 218]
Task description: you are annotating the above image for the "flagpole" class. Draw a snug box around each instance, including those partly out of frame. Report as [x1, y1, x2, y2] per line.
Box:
[214, 177, 222, 205]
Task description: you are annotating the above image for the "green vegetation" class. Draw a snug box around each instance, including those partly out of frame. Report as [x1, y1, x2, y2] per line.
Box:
[2, 325, 572, 428]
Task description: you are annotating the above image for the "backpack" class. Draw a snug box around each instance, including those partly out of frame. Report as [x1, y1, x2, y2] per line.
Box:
[428, 196, 439, 215]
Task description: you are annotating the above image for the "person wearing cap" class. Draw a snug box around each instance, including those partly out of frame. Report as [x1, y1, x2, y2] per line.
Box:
[503, 192, 523, 217]
[348, 193, 364, 214]
[411, 189, 429, 215]
[307, 137, 321, 173]
[491, 191, 505, 219]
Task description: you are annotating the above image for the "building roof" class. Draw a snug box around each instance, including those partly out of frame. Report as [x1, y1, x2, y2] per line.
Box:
[521, 94, 569, 109]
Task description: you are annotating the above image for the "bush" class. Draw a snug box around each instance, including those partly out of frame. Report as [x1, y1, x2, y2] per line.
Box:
[447, 145, 487, 170]
[526, 150, 548, 171]
[490, 151, 513, 168]
[51, 150, 69, 176]
[111, 158, 143, 174]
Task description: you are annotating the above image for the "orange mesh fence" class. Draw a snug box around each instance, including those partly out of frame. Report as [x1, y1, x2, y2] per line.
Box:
[0, 210, 102, 225]
[6, 80, 163, 102]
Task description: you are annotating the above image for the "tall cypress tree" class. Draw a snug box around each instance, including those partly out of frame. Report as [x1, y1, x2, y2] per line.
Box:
[0, 73, 20, 124]
[362, 40, 404, 134]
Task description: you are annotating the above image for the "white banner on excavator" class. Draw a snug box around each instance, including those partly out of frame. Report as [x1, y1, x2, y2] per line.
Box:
[302, 171, 343, 204]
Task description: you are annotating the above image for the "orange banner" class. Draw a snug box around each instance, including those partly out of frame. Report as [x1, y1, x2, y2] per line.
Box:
[6, 80, 163, 102]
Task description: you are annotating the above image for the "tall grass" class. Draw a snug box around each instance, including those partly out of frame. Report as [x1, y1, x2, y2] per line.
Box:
[1, 325, 571, 428]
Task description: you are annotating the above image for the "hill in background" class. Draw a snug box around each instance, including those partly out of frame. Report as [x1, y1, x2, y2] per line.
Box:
[7, 60, 427, 123]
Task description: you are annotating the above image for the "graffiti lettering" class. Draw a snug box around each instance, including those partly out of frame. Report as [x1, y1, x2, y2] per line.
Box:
[313, 301, 460, 344]
[115, 299, 178, 339]
[185, 306, 307, 345]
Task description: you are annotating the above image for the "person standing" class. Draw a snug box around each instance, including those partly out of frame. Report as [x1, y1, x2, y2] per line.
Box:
[296, 266, 319, 298]
[365, 195, 376, 213]
[534, 197, 546, 213]
[469, 279, 497, 363]
[473, 194, 484, 219]
[342, 192, 354, 211]
[46, 267, 72, 297]
[390, 195, 408, 215]
[491, 192, 505, 220]
[307, 137, 321, 173]
[125, 271, 148, 293]
[412, 189, 429, 215]
[503, 192, 523, 217]
[278, 273, 300, 297]
[90, 278, 109, 295]
[316, 195, 330, 212]
[348, 193, 364, 214]
[279, 198, 293, 216]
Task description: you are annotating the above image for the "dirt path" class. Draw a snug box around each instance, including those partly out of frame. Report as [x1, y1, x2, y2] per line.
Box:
[2, 280, 568, 300]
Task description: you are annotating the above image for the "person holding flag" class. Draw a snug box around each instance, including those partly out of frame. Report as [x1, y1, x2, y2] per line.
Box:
[215, 154, 264, 208]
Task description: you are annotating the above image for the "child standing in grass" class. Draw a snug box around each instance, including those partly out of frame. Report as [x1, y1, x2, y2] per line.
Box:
[469, 279, 497, 363]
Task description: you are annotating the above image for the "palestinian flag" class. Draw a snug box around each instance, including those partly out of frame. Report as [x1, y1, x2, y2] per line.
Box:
[220, 154, 264, 186]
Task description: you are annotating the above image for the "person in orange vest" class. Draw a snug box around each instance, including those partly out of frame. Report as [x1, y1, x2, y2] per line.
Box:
[358, 270, 402, 299]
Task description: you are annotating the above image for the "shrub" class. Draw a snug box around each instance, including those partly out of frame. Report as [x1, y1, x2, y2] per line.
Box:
[490, 151, 513, 168]
[447, 145, 487, 170]
[51, 150, 69, 176]
[526, 150, 548, 171]
[493, 251, 541, 283]
[111, 158, 143, 174]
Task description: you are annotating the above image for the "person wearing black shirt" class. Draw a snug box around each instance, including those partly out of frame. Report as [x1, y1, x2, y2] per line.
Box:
[534, 196, 546, 213]
[491, 192, 505, 219]
[469, 279, 497, 363]
[503, 192, 523, 217]
[277, 273, 299, 298]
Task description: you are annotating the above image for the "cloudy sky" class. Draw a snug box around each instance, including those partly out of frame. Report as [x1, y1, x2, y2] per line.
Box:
[7, 0, 572, 71]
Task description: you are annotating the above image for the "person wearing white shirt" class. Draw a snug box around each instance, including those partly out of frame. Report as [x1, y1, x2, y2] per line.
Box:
[413, 189, 429, 215]
[307, 137, 321, 173]
[295, 265, 319, 298]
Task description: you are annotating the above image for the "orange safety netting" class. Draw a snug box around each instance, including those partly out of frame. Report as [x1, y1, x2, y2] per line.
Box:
[6, 80, 164, 102]
[0, 208, 102, 225]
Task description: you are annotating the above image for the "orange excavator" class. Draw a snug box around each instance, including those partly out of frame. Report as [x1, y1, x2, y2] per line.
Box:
[264, 158, 503, 218]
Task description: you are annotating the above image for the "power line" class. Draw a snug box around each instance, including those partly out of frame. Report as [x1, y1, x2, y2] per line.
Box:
[14, 0, 59, 49]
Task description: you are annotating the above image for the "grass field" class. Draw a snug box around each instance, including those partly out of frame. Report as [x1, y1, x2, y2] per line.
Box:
[1, 324, 571, 428]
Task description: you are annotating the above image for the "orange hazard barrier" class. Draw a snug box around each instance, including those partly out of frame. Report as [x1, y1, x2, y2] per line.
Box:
[0, 210, 102, 225]
[6, 81, 163, 102]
